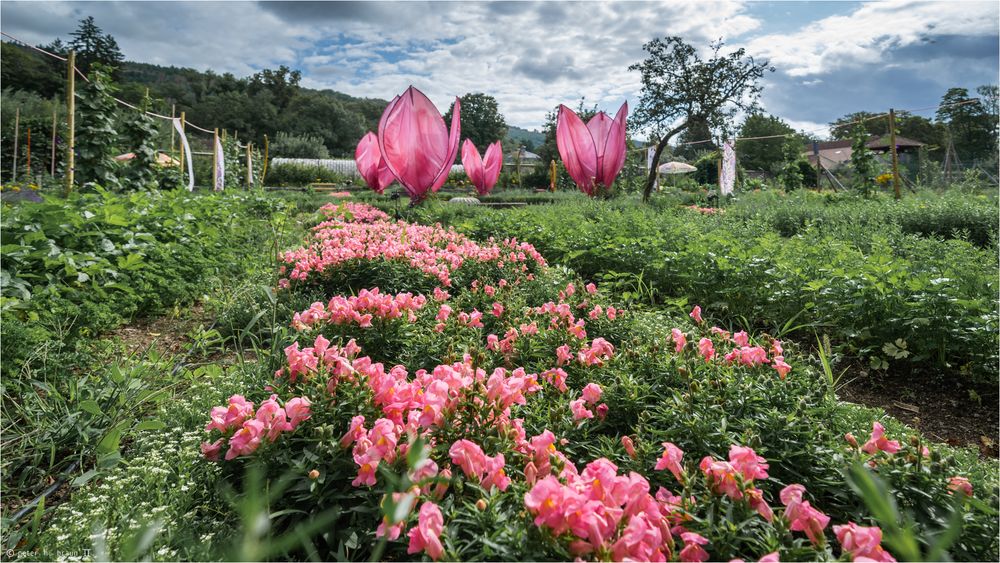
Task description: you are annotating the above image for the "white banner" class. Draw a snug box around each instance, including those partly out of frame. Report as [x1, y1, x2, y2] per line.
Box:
[720, 140, 736, 195]
[647, 146, 659, 191]
[214, 137, 225, 191]
[173, 118, 194, 191]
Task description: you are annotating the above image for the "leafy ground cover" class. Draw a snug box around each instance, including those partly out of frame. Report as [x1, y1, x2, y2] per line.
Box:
[18, 199, 996, 562]
[0, 189, 309, 525]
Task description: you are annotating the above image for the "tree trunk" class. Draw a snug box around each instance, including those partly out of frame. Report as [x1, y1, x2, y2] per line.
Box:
[641, 121, 688, 203]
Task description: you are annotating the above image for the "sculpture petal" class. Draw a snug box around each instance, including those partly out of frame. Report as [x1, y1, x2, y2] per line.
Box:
[462, 138, 485, 193]
[597, 101, 628, 188]
[379, 87, 450, 201]
[481, 141, 503, 195]
[355, 131, 382, 191]
[556, 105, 597, 194]
[431, 97, 461, 194]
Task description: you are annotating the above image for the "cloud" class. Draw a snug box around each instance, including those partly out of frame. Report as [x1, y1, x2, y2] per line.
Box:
[1, 0, 995, 134]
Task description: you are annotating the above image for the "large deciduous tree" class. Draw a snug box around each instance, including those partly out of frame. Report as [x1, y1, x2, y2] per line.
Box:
[936, 86, 998, 163]
[629, 37, 772, 202]
[444, 93, 508, 151]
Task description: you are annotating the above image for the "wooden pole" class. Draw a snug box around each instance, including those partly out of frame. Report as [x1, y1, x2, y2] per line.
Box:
[170, 103, 176, 153]
[179, 111, 186, 189]
[25, 127, 31, 178]
[64, 51, 76, 197]
[549, 159, 557, 192]
[888, 108, 901, 200]
[212, 128, 219, 191]
[11, 108, 20, 180]
[813, 140, 822, 190]
[262, 134, 269, 181]
[50, 107, 57, 176]
[246, 142, 252, 189]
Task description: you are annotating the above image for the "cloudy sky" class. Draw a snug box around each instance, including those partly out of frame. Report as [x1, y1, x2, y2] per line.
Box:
[2, 0, 998, 136]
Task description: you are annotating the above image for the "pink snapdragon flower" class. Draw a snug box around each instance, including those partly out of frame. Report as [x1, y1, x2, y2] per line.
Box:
[689, 305, 703, 324]
[728, 445, 769, 481]
[226, 419, 266, 460]
[834, 522, 895, 562]
[586, 283, 597, 294]
[948, 476, 973, 496]
[699, 457, 743, 499]
[671, 328, 687, 353]
[407, 502, 445, 560]
[570, 398, 594, 421]
[861, 422, 901, 454]
[698, 338, 716, 362]
[556, 345, 573, 366]
[780, 484, 830, 546]
[772, 356, 792, 379]
[582, 382, 603, 404]
[679, 532, 710, 562]
[654, 442, 685, 483]
[621, 436, 638, 459]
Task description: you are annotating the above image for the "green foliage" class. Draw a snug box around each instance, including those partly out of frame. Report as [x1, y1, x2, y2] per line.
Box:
[74, 64, 121, 190]
[68, 16, 125, 76]
[408, 194, 999, 385]
[444, 92, 509, 152]
[264, 162, 360, 188]
[736, 113, 797, 172]
[850, 125, 879, 197]
[118, 91, 159, 188]
[270, 131, 330, 159]
[936, 87, 998, 164]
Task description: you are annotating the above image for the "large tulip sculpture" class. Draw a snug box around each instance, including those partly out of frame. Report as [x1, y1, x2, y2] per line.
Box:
[555, 102, 628, 196]
[461, 139, 503, 196]
[377, 86, 461, 204]
[355, 132, 395, 194]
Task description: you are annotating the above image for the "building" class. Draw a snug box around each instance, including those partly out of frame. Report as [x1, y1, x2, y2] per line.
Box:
[803, 135, 924, 169]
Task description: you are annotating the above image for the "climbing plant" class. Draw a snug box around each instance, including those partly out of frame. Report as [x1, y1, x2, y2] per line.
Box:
[75, 63, 121, 190]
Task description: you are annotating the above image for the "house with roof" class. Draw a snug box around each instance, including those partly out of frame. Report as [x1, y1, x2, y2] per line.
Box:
[803, 135, 924, 169]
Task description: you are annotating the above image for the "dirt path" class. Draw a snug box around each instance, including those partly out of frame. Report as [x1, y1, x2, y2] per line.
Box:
[838, 372, 998, 458]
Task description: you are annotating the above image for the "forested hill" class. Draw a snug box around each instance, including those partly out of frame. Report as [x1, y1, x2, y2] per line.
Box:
[2, 41, 389, 156]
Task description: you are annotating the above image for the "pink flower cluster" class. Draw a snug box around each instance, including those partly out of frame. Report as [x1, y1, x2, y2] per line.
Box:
[280, 215, 545, 288]
[697, 445, 773, 522]
[570, 382, 608, 421]
[525, 457, 686, 561]
[291, 288, 427, 330]
[685, 205, 723, 215]
[449, 439, 511, 491]
[834, 522, 896, 562]
[672, 306, 792, 379]
[317, 201, 388, 223]
[201, 394, 311, 461]
[780, 484, 831, 546]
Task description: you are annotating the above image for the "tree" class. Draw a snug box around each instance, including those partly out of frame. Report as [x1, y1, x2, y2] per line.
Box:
[248, 65, 301, 111]
[278, 91, 364, 156]
[68, 16, 124, 75]
[829, 111, 883, 140]
[936, 87, 997, 163]
[444, 93, 508, 151]
[830, 110, 943, 158]
[736, 113, 795, 172]
[629, 37, 772, 202]
[674, 117, 715, 160]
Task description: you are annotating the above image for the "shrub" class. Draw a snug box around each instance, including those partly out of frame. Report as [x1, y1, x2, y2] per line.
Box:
[270, 131, 330, 159]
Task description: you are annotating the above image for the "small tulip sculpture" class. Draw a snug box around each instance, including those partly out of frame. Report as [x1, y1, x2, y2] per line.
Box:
[555, 102, 628, 196]
[355, 132, 395, 194]
[378, 86, 461, 204]
[461, 139, 503, 196]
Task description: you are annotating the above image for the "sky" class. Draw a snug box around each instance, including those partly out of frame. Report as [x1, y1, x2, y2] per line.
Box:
[2, 0, 998, 138]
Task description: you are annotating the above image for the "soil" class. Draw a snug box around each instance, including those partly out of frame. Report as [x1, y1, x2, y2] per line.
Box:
[107, 304, 206, 357]
[838, 369, 999, 458]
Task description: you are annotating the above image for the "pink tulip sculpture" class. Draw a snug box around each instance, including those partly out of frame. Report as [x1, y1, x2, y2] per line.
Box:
[377, 86, 461, 205]
[461, 139, 503, 196]
[555, 102, 628, 196]
[355, 132, 395, 194]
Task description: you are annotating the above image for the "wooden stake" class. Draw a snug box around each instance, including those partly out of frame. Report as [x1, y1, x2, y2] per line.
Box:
[64, 51, 76, 197]
[213, 128, 220, 191]
[50, 107, 57, 176]
[888, 108, 901, 200]
[262, 134, 269, 181]
[170, 103, 176, 153]
[179, 111, 186, 189]
[246, 142, 252, 189]
[11, 107, 19, 180]
[25, 127, 31, 177]
[813, 140, 822, 190]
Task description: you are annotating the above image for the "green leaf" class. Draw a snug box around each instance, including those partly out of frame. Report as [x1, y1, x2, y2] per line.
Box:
[79, 399, 104, 417]
[134, 419, 166, 431]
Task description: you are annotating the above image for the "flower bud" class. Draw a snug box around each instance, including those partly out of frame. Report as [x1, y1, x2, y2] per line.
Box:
[844, 433, 859, 448]
[475, 499, 487, 511]
[308, 469, 320, 480]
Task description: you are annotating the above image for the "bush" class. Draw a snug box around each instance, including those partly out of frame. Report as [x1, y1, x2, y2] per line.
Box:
[264, 162, 358, 187]
[270, 131, 330, 159]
